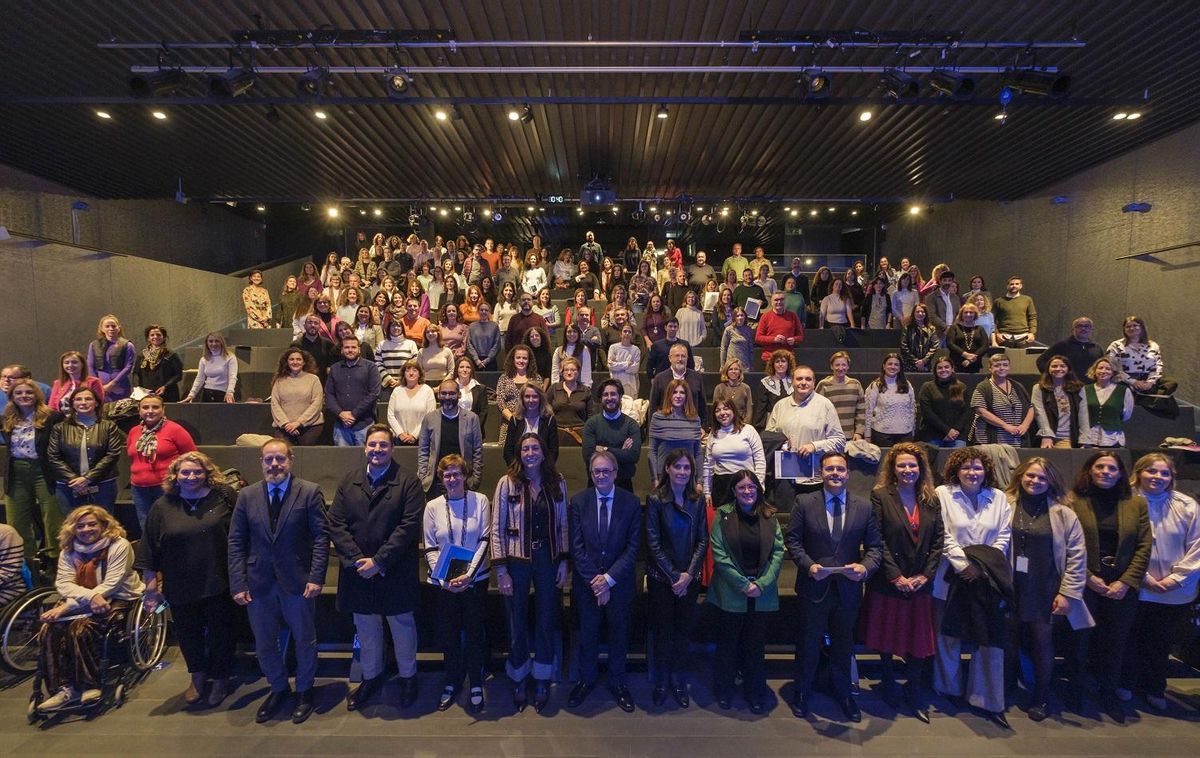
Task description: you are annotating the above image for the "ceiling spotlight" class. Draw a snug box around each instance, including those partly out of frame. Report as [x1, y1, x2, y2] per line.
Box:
[994, 112, 1008, 121]
[859, 110, 873, 122]
[384, 67, 412, 98]
[653, 212, 664, 223]
[1000, 68, 1071, 98]
[695, 206, 704, 212]
[300, 204, 311, 212]
[297, 67, 330, 98]
[429, 205, 437, 211]
[665, 210, 673, 216]
[928, 70, 975, 100]
[209, 67, 255, 98]
[313, 109, 328, 120]
[493, 210, 503, 222]
[481, 209, 492, 218]
[434, 109, 448, 121]
[327, 207, 339, 218]
[749, 209, 759, 216]
[810, 209, 818, 217]
[909, 205, 921, 215]
[408, 214, 420, 225]
[789, 209, 799, 217]
[95, 110, 112, 120]
[527, 206, 536, 212]
[739, 214, 750, 226]
[799, 69, 832, 100]
[359, 210, 367, 216]
[518, 105, 533, 124]
[850, 210, 858, 216]
[1127, 112, 1142, 120]
[462, 210, 475, 223]
[373, 208, 383, 217]
[151, 110, 167, 120]
[756, 216, 767, 227]
[578, 208, 586, 215]
[804, 258, 813, 266]
[719, 207, 730, 217]
[700, 214, 713, 225]
[648, 206, 658, 212]
[439, 209, 448, 216]
[507, 108, 520, 121]
[1112, 112, 1128, 120]
[881, 69, 919, 99]
[256, 204, 266, 212]
[129, 68, 185, 98]
[827, 206, 836, 212]
[655, 104, 669, 119]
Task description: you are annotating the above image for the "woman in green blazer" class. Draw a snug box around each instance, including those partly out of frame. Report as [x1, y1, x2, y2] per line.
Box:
[708, 469, 785, 713]
[1066, 451, 1151, 724]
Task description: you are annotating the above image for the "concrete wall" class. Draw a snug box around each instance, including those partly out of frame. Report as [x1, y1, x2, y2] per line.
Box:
[884, 120, 1200, 404]
[0, 164, 267, 273]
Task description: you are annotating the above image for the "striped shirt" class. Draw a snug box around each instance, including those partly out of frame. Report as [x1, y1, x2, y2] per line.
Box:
[815, 377, 866, 437]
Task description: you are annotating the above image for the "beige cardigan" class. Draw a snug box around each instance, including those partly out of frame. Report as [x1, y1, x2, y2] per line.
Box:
[1012, 503, 1094, 630]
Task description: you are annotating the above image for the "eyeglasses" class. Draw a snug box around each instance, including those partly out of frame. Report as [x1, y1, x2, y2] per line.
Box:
[591, 468, 616, 476]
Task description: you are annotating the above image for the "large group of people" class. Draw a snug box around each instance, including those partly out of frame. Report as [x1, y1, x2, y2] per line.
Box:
[0, 231, 1195, 729]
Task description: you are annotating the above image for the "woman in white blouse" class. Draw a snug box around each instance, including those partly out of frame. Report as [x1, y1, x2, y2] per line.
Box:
[932, 447, 1012, 726]
[1105, 315, 1178, 404]
[703, 399, 765, 507]
[819, 279, 857, 330]
[1123, 453, 1200, 711]
[386, 360, 435, 445]
[674, 289, 708, 348]
[180, 333, 238, 403]
[863, 353, 916, 445]
[605, 323, 642, 398]
[551, 323, 593, 386]
[521, 252, 548, 296]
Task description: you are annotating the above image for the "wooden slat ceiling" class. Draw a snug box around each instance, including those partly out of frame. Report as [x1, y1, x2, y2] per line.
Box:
[1, 0, 1197, 202]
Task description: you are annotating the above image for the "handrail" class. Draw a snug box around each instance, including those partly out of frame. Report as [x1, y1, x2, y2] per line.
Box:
[1116, 239, 1200, 261]
[0, 229, 130, 258]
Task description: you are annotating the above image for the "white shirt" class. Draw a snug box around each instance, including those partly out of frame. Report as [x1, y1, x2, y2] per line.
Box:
[933, 484, 1013, 600]
[824, 488, 847, 535]
[765, 391, 846, 453]
[1138, 488, 1200, 605]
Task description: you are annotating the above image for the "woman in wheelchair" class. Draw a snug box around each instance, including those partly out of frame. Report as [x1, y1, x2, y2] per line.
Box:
[36, 505, 144, 711]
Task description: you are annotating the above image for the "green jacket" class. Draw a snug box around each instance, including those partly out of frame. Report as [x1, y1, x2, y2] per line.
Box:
[707, 503, 785, 613]
[1068, 492, 1151, 590]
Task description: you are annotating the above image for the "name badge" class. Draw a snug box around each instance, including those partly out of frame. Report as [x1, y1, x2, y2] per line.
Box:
[1015, 555, 1029, 573]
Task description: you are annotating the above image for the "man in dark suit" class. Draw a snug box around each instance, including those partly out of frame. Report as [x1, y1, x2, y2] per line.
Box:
[566, 450, 642, 712]
[784, 451, 883, 722]
[328, 424, 427, 711]
[228, 439, 329, 724]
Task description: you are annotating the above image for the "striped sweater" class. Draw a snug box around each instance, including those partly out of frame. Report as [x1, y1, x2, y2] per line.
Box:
[815, 377, 866, 437]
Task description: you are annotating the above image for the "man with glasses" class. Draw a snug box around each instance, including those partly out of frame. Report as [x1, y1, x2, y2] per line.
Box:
[567, 450, 642, 712]
[755, 292, 806, 367]
[0, 364, 50, 414]
[417, 380, 483, 499]
[582, 379, 642, 493]
[1037, 316, 1102, 378]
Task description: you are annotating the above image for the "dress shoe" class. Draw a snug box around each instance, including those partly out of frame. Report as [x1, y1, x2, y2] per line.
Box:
[748, 699, 766, 715]
[905, 685, 930, 723]
[671, 684, 690, 709]
[184, 674, 207, 705]
[437, 685, 459, 712]
[717, 693, 733, 710]
[467, 686, 485, 715]
[256, 688, 292, 723]
[399, 676, 419, 708]
[839, 696, 862, 723]
[567, 681, 596, 708]
[652, 685, 667, 706]
[513, 682, 528, 711]
[532, 681, 551, 713]
[291, 690, 315, 724]
[1027, 702, 1048, 722]
[985, 710, 1011, 729]
[1145, 693, 1168, 712]
[613, 684, 635, 713]
[789, 692, 809, 718]
[347, 675, 384, 711]
[207, 678, 231, 708]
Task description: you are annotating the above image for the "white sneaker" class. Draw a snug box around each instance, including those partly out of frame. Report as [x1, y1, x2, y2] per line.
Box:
[40, 686, 78, 711]
[80, 689, 103, 705]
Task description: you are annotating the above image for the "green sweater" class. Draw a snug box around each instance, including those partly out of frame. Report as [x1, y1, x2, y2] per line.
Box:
[581, 413, 643, 482]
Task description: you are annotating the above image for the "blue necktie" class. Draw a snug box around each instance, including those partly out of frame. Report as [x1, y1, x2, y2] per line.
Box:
[830, 496, 843, 544]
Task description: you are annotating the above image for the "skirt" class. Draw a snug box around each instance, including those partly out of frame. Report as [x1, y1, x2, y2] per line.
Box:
[858, 589, 935, 659]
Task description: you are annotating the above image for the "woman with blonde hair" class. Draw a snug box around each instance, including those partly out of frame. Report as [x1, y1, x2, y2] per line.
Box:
[712, 358, 753, 425]
[34, 505, 144, 712]
[87, 315, 136, 401]
[181, 333, 238, 403]
[3, 379, 63, 562]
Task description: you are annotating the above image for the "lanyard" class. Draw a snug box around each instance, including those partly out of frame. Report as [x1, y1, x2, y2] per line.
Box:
[445, 495, 467, 546]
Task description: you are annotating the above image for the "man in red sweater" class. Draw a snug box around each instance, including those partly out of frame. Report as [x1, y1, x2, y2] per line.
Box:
[755, 292, 805, 367]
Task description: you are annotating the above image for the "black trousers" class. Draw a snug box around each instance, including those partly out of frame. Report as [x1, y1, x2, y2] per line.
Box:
[275, 423, 324, 446]
[713, 601, 768, 701]
[871, 431, 912, 447]
[172, 593, 239, 678]
[1123, 600, 1189, 697]
[795, 589, 858, 699]
[1071, 587, 1139, 693]
[648, 580, 700, 685]
[436, 582, 487, 688]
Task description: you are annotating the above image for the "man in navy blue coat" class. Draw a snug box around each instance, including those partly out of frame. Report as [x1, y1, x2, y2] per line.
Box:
[567, 450, 642, 712]
[228, 438, 329, 724]
[784, 451, 882, 723]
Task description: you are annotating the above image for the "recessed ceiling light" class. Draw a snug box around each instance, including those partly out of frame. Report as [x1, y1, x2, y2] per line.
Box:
[439, 209, 448, 216]
[454, 206, 462, 212]
[429, 205, 437, 211]
[695, 206, 704, 212]
[95, 110, 112, 120]
[256, 204, 266, 212]
[909, 205, 921, 215]
[435, 109, 448, 121]
[648, 206, 657, 212]
[1112, 112, 1128, 121]
[859, 110, 872, 122]
[790, 209, 799, 217]
[804, 258, 813, 266]
[527, 206, 535, 212]
[326, 207, 339, 218]
[827, 206, 835, 212]
[810, 209, 819, 217]
[994, 112, 1007, 121]
[850, 210, 858, 216]
[151, 110, 167, 120]
[1126, 112, 1142, 120]
[314, 109, 327, 120]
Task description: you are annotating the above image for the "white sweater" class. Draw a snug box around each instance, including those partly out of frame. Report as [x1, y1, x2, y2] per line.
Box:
[863, 378, 916, 437]
[703, 425, 766, 497]
[187, 352, 239, 399]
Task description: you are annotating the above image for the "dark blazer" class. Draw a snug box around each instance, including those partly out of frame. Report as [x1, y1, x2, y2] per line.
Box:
[417, 408, 484, 491]
[644, 492, 708, 585]
[3, 411, 62, 495]
[328, 460, 426, 615]
[867, 486, 943, 598]
[567, 486, 641, 597]
[648, 369, 706, 421]
[1069, 492, 1152, 589]
[502, 413, 561, 466]
[785, 489, 883, 603]
[227, 477, 329, 597]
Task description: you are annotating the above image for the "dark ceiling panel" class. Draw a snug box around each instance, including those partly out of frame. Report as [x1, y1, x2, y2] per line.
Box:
[0, 1, 1197, 203]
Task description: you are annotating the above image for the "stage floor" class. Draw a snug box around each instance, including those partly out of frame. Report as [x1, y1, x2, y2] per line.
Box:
[2, 648, 1198, 757]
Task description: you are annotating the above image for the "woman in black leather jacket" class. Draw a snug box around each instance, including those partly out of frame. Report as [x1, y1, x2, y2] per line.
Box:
[46, 386, 124, 515]
[645, 448, 708, 709]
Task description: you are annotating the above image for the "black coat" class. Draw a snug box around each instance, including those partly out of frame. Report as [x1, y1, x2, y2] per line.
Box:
[867, 486, 943, 598]
[942, 544, 1013, 647]
[644, 493, 708, 585]
[328, 460, 426, 615]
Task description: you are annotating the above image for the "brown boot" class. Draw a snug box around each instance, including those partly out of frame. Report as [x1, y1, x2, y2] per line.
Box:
[184, 673, 208, 705]
[207, 677, 231, 707]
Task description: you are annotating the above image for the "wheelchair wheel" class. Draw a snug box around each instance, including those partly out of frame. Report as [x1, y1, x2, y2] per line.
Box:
[0, 587, 60, 675]
[127, 599, 167, 672]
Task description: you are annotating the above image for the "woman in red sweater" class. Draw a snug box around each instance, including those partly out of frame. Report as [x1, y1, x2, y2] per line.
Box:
[127, 395, 196, 530]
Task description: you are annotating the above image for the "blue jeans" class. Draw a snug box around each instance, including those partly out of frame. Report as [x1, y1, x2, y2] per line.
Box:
[504, 543, 560, 682]
[332, 424, 370, 447]
[54, 479, 117, 516]
[131, 484, 163, 531]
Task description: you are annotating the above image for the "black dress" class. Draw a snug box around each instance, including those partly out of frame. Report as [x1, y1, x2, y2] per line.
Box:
[1011, 495, 1058, 624]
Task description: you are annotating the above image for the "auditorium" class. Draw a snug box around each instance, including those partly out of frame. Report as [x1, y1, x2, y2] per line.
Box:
[1, 2, 1198, 755]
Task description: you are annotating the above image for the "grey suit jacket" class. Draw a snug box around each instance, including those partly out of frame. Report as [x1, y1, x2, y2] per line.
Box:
[924, 288, 958, 332]
[417, 408, 484, 491]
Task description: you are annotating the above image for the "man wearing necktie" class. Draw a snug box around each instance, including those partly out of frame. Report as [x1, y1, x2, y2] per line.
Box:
[784, 452, 883, 723]
[228, 439, 329, 724]
[567, 450, 642, 712]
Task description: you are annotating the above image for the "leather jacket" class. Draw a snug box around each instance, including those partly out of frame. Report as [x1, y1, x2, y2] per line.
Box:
[645, 493, 708, 585]
[46, 417, 125, 483]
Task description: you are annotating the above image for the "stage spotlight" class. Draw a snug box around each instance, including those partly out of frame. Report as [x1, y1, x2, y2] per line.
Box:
[656, 104, 669, 119]
[209, 67, 255, 98]
[1000, 69, 1071, 98]
[518, 105, 533, 123]
[719, 207, 730, 217]
[909, 205, 921, 215]
[408, 214, 420, 225]
[297, 68, 330, 98]
[256, 204, 266, 212]
[130, 68, 185, 98]
[462, 210, 475, 223]
[652, 212, 663, 223]
[481, 209, 492, 218]
[151, 110, 168, 120]
[494, 210, 505, 221]
[373, 208, 383, 217]
[859, 110, 873, 122]
[790, 209, 799, 217]
[507, 108, 521, 121]
[313, 109, 328, 120]
[700, 214, 713, 225]
[928, 70, 975, 100]
[739, 214, 750, 226]
[384, 67, 412, 98]
[756, 215, 767, 227]
[678, 210, 692, 223]
[799, 69, 832, 100]
[95, 110, 112, 120]
[881, 69, 919, 99]
[434, 108, 448, 121]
